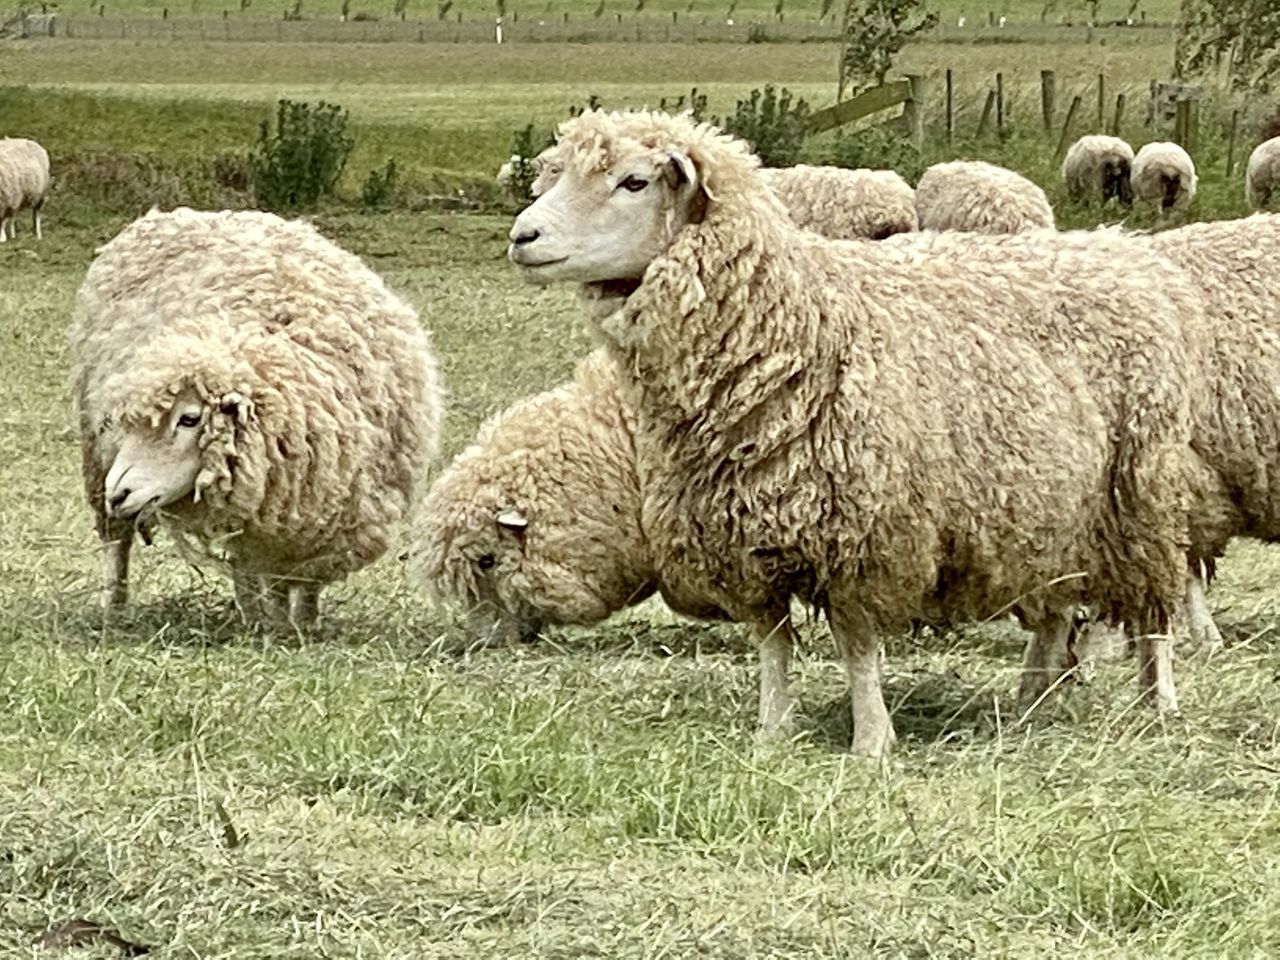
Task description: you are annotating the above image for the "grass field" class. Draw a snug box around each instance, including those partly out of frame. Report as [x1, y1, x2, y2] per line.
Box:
[1, 21, 1279, 958]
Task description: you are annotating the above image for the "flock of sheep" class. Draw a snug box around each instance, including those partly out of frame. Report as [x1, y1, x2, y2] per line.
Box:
[41, 110, 1280, 757]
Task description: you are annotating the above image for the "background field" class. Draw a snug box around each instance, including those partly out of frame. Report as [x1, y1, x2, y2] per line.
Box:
[1, 15, 1279, 959]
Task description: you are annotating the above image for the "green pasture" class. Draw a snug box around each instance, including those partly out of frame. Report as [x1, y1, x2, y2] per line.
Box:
[0, 23, 1278, 957]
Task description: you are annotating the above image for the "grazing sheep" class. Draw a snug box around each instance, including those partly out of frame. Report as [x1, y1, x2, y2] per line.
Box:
[915, 159, 1056, 233]
[70, 207, 444, 629]
[1245, 137, 1280, 210]
[1061, 134, 1135, 206]
[759, 165, 917, 240]
[508, 109, 1195, 755]
[0, 137, 50, 241]
[1131, 141, 1197, 212]
[413, 350, 654, 643]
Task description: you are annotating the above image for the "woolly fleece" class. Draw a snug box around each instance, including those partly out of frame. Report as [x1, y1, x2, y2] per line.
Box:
[0, 137, 48, 238]
[760, 165, 917, 240]
[71, 207, 443, 588]
[914, 159, 1055, 233]
[1245, 137, 1280, 210]
[1061, 134, 1134, 204]
[1131, 141, 1197, 211]
[543, 109, 1192, 654]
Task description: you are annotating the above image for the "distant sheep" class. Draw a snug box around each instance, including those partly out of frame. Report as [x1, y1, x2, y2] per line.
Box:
[1061, 134, 1134, 206]
[760, 165, 917, 240]
[915, 159, 1056, 233]
[70, 208, 444, 629]
[0, 137, 50, 241]
[1131, 141, 1196, 212]
[1245, 137, 1280, 210]
[509, 110, 1196, 755]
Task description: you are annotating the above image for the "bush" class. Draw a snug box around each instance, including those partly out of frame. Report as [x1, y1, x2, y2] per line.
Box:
[501, 123, 554, 205]
[827, 124, 923, 181]
[658, 87, 709, 121]
[718, 85, 810, 167]
[249, 99, 354, 211]
[360, 158, 399, 208]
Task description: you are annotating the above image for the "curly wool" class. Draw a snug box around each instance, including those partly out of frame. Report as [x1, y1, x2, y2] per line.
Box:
[760, 165, 916, 240]
[0, 137, 49, 237]
[552, 110, 1192, 640]
[1061, 134, 1134, 204]
[914, 159, 1055, 234]
[1245, 137, 1280, 209]
[70, 207, 444, 584]
[1131, 141, 1197, 211]
[411, 350, 661, 635]
[1146, 214, 1280, 560]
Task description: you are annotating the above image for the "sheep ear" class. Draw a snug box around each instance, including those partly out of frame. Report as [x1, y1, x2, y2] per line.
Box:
[664, 151, 698, 192]
[496, 509, 528, 533]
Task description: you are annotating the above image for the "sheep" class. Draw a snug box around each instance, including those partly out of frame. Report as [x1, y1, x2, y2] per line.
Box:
[914, 159, 1056, 233]
[412, 350, 655, 643]
[0, 137, 50, 241]
[69, 207, 444, 629]
[507, 109, 1197, 756]
[1245, 137, 1280, 210]
[759, 165, 917, 240]
[1130, 141, 1196, 212]
[1061, 134, 1135, 206]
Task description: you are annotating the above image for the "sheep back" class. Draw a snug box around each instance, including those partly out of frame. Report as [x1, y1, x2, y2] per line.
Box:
[914, 159, 1055, 233]
[1245, 137, 1280, 209]
[760, 165, 917, 240]
[1131, 141, 1197, 210]
[1061, 134, 1134, 203]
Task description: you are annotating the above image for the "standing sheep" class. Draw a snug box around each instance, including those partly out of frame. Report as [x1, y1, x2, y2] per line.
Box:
[759, 165, 917, 240]
[1131, 141, 1197, 212]
[508, 110, 1196, 756]
[0, 137, 50, 241]
[70, 207, 444, 629]
[1061, 134, 1135, 206]
[1245, 137, 1280, 210]
[915, 159, 1056, 233]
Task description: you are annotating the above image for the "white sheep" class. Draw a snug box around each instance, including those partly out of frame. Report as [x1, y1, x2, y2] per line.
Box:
[1061, 134, 1135, 206]
[0, 137, 50, 241]
[70, 207, 444, 629]
[1131, 141, 1196, 212]
[507, 110, 1197, 755]
[760, 165, 917, 240]
[914, 159, 1056, 233]
[1245, 137, 1280, 210]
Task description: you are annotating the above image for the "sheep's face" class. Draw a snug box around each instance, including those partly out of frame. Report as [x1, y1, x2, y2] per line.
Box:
[508, 147, 703, 285]
[442, 508, 547, 645]
[1103, 160, 1134, 205]
[103, 391, 208, 520]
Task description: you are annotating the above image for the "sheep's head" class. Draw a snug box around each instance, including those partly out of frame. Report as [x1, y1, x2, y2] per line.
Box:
[507, 110, 761, 291]
[1103, 158, 1134, 206]
[101, 384, 251, 523]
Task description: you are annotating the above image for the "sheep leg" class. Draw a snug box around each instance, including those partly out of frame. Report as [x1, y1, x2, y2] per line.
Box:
[288, 584, 321, 630]
[33, 204, 41, 241]
[1136, 634, 1179, 713]
[829, 605, 895, 758]
[1185, 569, 1222, 650]
[99, 525, 133, 609]
[1016, 614, 1075, 709]
[754, 617, 795, 740]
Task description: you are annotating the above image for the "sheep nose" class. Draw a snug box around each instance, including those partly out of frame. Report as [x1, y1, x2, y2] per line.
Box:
[510, 227, 541, 246]
[108, 489, 131, 512]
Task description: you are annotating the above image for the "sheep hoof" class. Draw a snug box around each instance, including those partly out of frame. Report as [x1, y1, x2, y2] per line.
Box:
[850, 722, 895, 759]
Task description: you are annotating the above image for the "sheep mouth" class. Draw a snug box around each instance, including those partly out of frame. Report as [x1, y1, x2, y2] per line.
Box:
[509, 251, 569, 270]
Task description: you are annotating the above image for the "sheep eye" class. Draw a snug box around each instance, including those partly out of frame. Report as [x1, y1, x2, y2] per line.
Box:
[618, 175, 649, 193]
[477, 554, 496, 570]
[176, 413, 202, 429]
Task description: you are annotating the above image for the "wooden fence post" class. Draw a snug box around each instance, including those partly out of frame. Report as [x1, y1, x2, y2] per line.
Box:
[1054, 94, 1083, 159]
[1225, 108, 1241, 177]
[977, 89, 996, 138]
[1110, 93, 1125, 135]
[903, 74, 925, 148]
[1096, 73, 1105, 128]
[1040, 69, 1055, 135]
[1174, 99, 1189, 147]
[996, 71, 1005, 136]
[945, 68, 954, 145]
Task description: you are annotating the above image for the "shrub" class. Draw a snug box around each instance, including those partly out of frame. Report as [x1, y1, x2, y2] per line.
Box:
[360, 158, 399, 208]
[658, 87, 709, 121]
[249, 99, 354, 210]
[827, 124, 923, 181]
[718, 85, 810, 167]
[501, 123, 554, 204]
